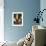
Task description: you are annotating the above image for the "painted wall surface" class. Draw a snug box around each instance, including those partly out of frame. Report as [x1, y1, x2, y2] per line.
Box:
[0, 0, 4, 42]
[4, 0, 40, 42]
[40, 0, 46, 27]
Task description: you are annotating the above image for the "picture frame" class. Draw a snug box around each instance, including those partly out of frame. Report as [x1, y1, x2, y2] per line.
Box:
[12, 12, 23, 26]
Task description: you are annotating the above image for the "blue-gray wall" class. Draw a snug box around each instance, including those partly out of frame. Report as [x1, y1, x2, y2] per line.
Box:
[40, 0, 46, 27]
[4, 0, 40, 42]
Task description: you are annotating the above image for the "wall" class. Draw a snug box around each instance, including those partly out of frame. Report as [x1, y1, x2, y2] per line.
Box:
[40, 0, 46, 27]
[4, 0, 40, 42]
[0, 0, 4, 42]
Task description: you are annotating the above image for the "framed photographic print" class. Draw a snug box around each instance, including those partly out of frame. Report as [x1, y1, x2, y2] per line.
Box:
[12, 12, 23, 26]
